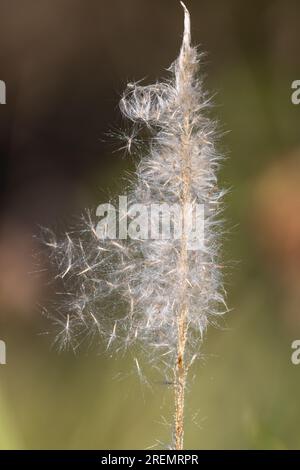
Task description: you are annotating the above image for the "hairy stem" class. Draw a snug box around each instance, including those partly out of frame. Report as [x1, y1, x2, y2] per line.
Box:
[175, 301, 188, 449]
[174, 3, 194, 450]
[175, 111, 192, 449]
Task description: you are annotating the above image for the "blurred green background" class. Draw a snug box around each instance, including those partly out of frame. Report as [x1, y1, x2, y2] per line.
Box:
[0, 0, 300, 449]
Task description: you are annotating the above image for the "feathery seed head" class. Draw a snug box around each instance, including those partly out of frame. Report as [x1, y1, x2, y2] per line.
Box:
[45, 4, 227, 380]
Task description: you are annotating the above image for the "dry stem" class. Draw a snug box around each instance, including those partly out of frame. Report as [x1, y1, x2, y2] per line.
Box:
[174, 109, 192, 449]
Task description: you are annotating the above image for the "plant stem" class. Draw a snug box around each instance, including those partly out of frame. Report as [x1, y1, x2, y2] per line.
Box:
[175, 304, 188, 450]
[175, 110, 191, 450]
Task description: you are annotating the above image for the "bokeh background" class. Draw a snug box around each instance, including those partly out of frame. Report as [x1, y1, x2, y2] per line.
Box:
[0, 0, 300, 449]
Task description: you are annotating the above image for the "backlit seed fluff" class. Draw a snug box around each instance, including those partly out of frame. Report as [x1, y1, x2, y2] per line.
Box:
[43, 2, 228, 449]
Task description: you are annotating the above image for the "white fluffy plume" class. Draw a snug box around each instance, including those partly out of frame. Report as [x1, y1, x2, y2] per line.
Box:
[44, 3, 227, 448]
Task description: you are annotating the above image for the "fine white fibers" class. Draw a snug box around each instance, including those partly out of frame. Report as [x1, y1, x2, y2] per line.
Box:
[44, 4, 227, 378]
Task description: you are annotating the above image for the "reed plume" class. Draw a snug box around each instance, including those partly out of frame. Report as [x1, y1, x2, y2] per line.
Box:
[45, 2, 227, 449]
